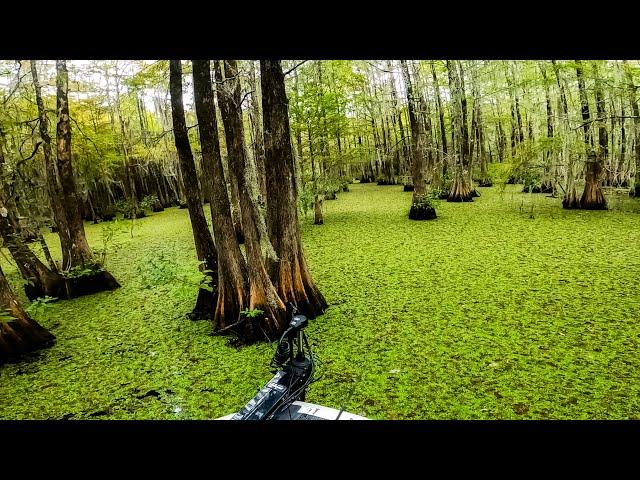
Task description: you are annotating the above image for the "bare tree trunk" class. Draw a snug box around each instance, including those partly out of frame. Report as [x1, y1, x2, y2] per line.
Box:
[192, 60, 250, 333]
[623, 61, 640, 196]
[313, 194, 324, 224]
[430, 61, 448, 159]
[540, 62, 555, 194]
[580, 62, 608, 210]
[53, 61, 121, 293]
[400, 60, 436, 220]
[30, 61, 73, 264]
[552, 60, 579, 209]
[212, 63, 244, 244]
[261, 60, 327, 317]
[446, 60, 473, 202]
[247, 61, 267, 201]
[169, 60, 219, 320]
[216, 60, 286, 343]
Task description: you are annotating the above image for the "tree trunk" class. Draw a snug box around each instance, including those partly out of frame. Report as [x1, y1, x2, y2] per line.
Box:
[0, 264, 55, 364]
[313, 194, 324, 225]
[261, 60, 327, 318]
[212, 63, 244, 244]
[400, 60, 436, 220]
[247, 61, 267, 201]
[619, 103, 627, 187]
[32, 60, 120, 295]
[0, 197, 66, 300]
[169, 60, 219, 320]
[30, 61, 73, 264]
[216, 60, 286, 343]
[552, 60, 579, 209]
[540, 62, 555, 194]
[0, 129, 65, 300]
[192, 60, 250, 333]
[113, 64, 144, 219]
[56, 60, 94, 268]
[446, 60, 473, 202]
[580, 62, 608, 210]
[61, 61, 121, 291]
[623, 61, 640, 196]
[430, 61, 448, 158]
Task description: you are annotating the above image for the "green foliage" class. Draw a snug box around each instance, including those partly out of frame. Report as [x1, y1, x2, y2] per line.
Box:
[429, 172, 454, 200]
[298, 177, 343, 216]
[413, 194, 436, 209]
[489, 163, 516, 194]
[140, 195, 159, 212]
[521, 169, 543, 192]
[298, 182, 316, 217]
[64, 264, 103, 279]
[136, 251, 179, 289]
[197, 262, 215, 293]
[240, 309, 265, 319]
[93, 221, 121, 266]
[114, 199, 135, 218]
[25, 296, 58, 317]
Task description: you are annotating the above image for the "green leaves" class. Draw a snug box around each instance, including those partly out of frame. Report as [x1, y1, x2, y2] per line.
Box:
[25, 296, 58, 317]
[240, 309, 265, 319]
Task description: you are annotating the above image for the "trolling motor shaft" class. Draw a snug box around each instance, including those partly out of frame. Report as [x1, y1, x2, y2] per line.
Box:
[231, 307, 313, 420]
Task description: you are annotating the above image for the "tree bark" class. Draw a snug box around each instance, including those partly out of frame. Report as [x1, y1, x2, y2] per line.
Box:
[216, 60, 286, 342]
[623, 61, 640, 196]
[169, 60, 219, 319]
[56, 60, 95, 269]
[446, 60, 473, 202]
[400, 61, 436, 219]
[261, 60, 327, 318]
[0, 264, 55, 364]
[30, 61, 73, 265]
[247, 61, 267, 201]
[580, 62, 608, 210]
[430, 61, 448, 158]
[192, 60, 250, 331]
[552, 60, 579, 209]
[540, 62, 555, 193]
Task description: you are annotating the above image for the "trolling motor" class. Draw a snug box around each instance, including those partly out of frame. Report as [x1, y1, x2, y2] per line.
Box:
[229, 304, 314, 420]
[221, 303, 365, 420]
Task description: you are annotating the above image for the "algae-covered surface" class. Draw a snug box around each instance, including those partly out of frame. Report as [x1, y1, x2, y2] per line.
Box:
[1, 183, 640, 419]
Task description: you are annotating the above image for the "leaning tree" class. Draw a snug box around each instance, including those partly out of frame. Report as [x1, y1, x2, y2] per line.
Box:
[0, 264, 55, 363]
[0, 129, 66, 300]
[169, 60, 219, 319]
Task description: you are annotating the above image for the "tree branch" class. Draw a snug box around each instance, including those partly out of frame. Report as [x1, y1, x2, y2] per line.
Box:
[572, 115, 640, 131]
[240, 90, 254, 107]
[284, 60, 309, 76]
